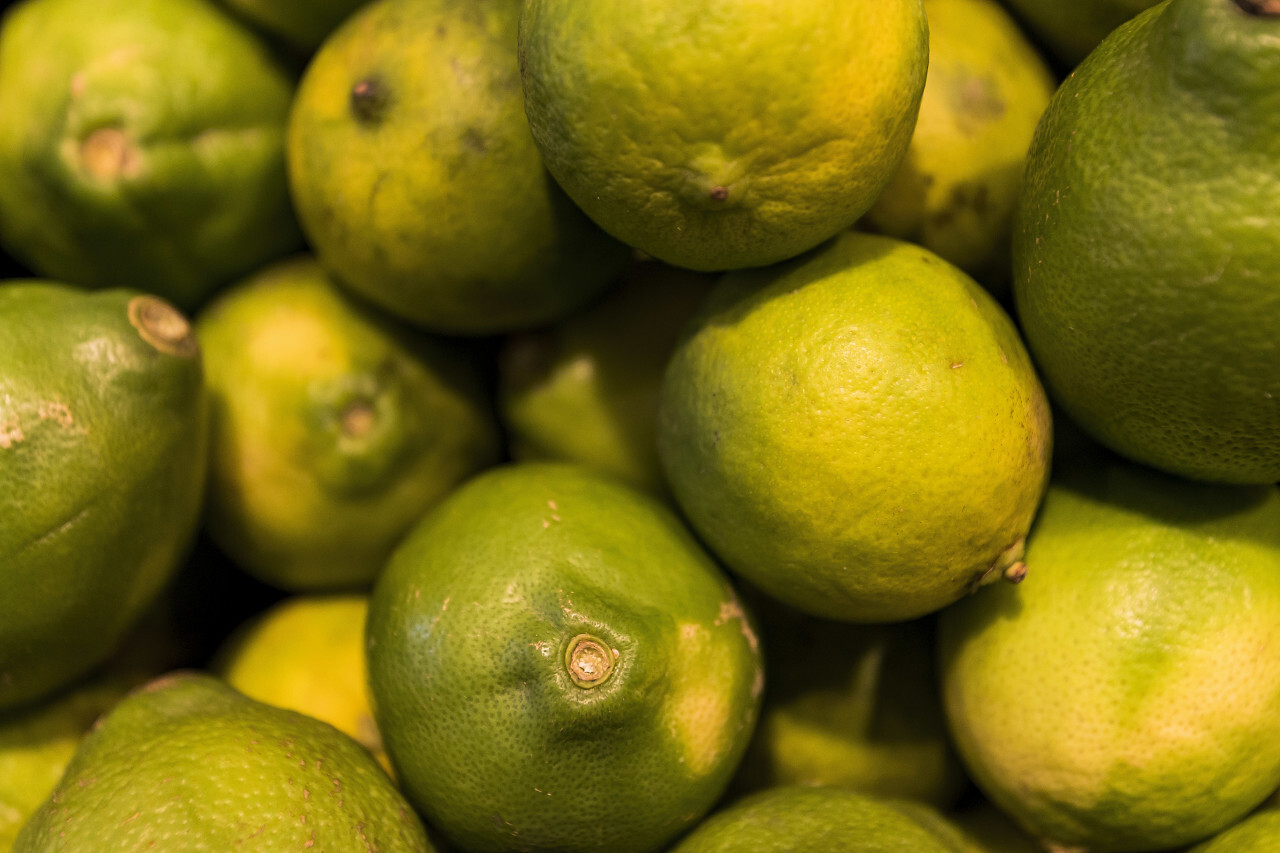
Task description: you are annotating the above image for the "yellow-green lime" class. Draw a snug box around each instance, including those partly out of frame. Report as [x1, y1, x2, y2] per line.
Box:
[197, 255, 500, 590]
[863, 0, 1055, 292]
[288, 0, 629, 334]
[1190, 810, 1280, 852]
[657, 231, 1051, 622]
[1012, 0, 1280, 483]
[518, 0, 929, 271]
[499, 260, 715, 495]
[939, 460, 1280, 851]
[213, 593, 387, 772]
[0, 284, 206, 711]
[732, 605, 967, 808]
[667, 786, 967, 852]
[0, 0, 300, 310]
[367, 462, 763, 853]
[13, 672, 434, 851]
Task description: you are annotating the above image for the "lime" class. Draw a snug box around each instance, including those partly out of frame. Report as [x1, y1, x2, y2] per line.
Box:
[197, 255, 500, 590]
[367, 462, 763, 852]
[657, 231, 1051, 622]
[288, 0, 629, 334]
[519, 0, 929, 271]
[939, 460, 1280, 851]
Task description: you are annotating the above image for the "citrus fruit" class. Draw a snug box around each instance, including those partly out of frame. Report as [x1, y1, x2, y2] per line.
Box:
[518, 0, 929, 271]
[0, 0, 300, 310]
[12, 672, 434, 852]
[197, 255, 500, 590]
[213, 593, 387, 771]
[733, 605, 966, 808]
[1001, 0, 1160, 65]
[367, 462, 763, 853]
[288, 0, 629, 334]
[1012, 0, 1280, 484]
[939, 459, 1280, 851]
[862, 0, 1056, 292]
[1190, 810, 1280, 852]
[667, 786, 967, 852]
[0, 284, 206, 711]
[498, 259, 715, 495]
[657, 231, 1051, 622]
[0, 677, 134, 851]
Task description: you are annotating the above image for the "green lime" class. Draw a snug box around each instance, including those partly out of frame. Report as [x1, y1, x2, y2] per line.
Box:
[0, 284, 206, 711]
[367, 462, 763, 853]
[668, 786, 967, 852]
[1012, 0, 1280, 483]
[13, 672, 434, 851]
[0, 0, 300, 310]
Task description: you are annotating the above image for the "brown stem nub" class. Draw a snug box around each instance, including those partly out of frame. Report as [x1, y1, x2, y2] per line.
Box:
[1235, 0, 1280, 15]
[1003, 561, 1028, 584]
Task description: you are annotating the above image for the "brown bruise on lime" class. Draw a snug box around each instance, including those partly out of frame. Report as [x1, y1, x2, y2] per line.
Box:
[566, 634, 615, 688]
[128, 296, 198, 357]
[350, 76, 389, 125]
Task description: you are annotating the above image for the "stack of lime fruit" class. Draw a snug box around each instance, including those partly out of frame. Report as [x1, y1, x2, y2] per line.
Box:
[1, 0, 1278, 850]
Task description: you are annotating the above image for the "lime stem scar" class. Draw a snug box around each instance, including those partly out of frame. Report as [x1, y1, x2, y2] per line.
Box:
[566, 634, 614, 688]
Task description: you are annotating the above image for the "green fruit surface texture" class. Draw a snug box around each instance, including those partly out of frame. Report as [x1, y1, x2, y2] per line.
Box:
[367, 462, 763, 853]
[12, 672, 434, 852]
[1190, 809, 1280, 852]
[940, 460, 1280, 851]
[0, 284, 206, 711]
[0, 0, 300, 310]
[1012, 0, 1280, 484]
[518, 0, 929, 271]
[220, 0, 367, 51]
[668, 786, 966, 852]
[288, 0, 629, 334]
[657, 232, 1051, 622]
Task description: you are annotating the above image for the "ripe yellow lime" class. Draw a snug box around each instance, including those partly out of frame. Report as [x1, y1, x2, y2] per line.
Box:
[498, 260, 715, 495]
[367, 462, 763, 853]
[213, 594, 387, 772]
[863, 0, 1056, 291]
[939, 460, 1280, 851]
[667, 786, 968, 852]
[196, 255, 500, 590]
[1012, 0, 1280, 483]
[518, 0, 929, 271]
[288, 0, 629, 334]
[657, 232, 1051, 622]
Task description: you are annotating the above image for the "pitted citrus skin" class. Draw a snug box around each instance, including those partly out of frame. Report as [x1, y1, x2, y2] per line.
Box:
[518, 0, 929, 271]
